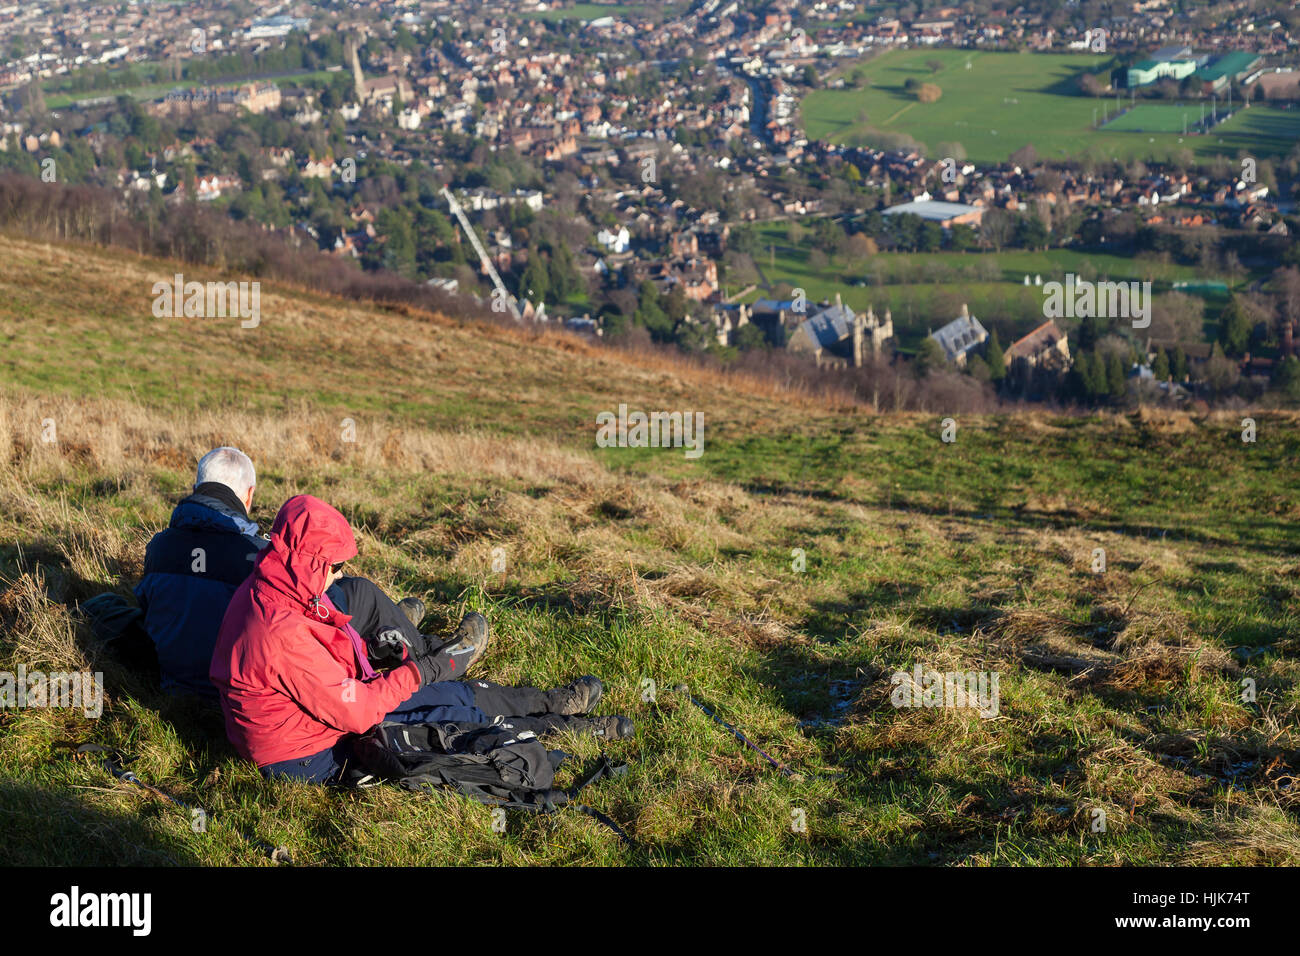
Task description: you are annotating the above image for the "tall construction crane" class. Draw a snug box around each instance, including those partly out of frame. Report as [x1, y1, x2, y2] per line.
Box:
[441, 185, 522, 322]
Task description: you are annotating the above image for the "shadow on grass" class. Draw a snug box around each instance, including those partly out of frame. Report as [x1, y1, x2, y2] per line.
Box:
[718, 464, 1297, 555]
[0, 780, 203, 866]
[798, 581, 925, 643]
[1, 536, 240, 766]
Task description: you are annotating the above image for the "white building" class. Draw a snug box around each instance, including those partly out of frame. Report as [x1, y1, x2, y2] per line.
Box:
[596, 226, 630, 253]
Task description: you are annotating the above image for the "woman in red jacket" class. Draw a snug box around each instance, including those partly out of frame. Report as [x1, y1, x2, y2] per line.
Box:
[210, 494, 632, 784]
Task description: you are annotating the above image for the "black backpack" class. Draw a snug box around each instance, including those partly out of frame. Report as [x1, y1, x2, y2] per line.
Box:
[352, 720, 635, 844]
[354, 721, 558, 801]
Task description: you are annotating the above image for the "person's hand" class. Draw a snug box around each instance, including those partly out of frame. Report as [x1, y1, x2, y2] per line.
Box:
[370, 626, 429, 671]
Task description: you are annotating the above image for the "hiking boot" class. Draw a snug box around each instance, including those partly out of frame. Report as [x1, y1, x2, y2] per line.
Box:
[397, 597, 426, 629]
[439, 612, 490, 673]
[545, 675, 604, 716]
[587, 715, 635, 739]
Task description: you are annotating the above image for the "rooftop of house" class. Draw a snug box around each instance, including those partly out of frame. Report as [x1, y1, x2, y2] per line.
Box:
[882, 199, 982, 221]
[798, 302, 856, 348]
[1006, 320, 1066, 359]
[1196, 50, 1262, 81]
[929, 312, 987, 357]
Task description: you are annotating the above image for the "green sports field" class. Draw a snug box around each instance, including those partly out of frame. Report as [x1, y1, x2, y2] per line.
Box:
[801, 49, 1299, 165]
[1101, 104, 1208, 133]
[519, 3, 670, 21]
[42, 69, 340, 109]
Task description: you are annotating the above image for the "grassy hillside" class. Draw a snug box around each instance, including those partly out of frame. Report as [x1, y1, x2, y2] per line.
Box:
[801, 49, 1300, 165]
[1, 235, 1298, 865]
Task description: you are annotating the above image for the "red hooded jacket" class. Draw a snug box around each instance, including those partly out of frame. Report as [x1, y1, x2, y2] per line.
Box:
[210, 494, 420, 767]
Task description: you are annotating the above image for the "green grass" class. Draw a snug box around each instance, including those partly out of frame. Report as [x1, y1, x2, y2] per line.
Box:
[1102, 103, 1214, 133]
[802, 49, 1295, 164]
[43, 70, 339, 109]
[519, 3, 664, 21]
[1, 234, 1298, 866]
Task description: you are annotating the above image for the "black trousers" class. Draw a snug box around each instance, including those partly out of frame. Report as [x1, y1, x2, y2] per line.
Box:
[330, 576, 459, 682]
[328, 578, 589, 736]
[391, 678, 590, 736]
[331, 575, 422, 645]
[466, 680, 591, 735]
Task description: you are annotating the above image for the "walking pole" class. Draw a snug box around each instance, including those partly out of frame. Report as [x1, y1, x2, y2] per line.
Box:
[55, 742, 293, 864]
[672, 685, 799, 777]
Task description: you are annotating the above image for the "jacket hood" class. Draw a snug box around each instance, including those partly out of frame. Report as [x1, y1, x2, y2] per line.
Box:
[253, 495, 357, 608]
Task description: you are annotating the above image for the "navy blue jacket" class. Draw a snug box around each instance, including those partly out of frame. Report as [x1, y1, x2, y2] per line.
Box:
[134, 486, 267, 697]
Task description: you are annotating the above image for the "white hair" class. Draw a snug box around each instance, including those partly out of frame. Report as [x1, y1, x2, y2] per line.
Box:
[194, 446, 256, 498]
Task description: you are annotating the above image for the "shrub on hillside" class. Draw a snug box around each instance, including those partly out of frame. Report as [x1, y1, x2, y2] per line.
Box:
[916, 83, 942, 103]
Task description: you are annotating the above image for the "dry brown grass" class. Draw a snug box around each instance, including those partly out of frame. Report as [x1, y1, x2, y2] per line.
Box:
[0, 390, 598, 489]
[0, 234, 858, 421]
[0, 387, 832, 650]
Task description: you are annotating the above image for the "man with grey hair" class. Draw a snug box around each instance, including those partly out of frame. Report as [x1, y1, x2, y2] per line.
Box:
[195, 446, 257, 512]
[135, 446, 267, 697]
[136, 447, 477, 699]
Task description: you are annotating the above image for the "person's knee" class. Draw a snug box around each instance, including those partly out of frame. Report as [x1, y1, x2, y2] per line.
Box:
[401, 679, 477, 711]
[331, 575, 383, 612]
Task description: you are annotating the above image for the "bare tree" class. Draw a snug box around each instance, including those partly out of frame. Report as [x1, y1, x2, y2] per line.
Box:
[981, 208, 1014, 252]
